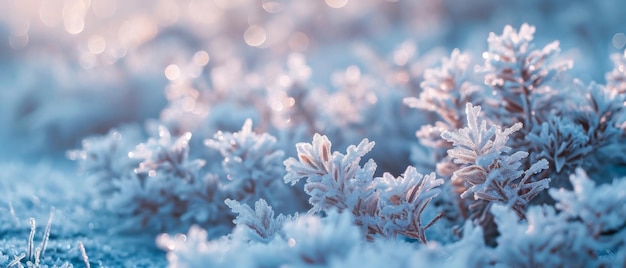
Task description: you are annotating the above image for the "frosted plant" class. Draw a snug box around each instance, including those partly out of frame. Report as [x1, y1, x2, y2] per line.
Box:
[492, 204, 598, 267]
[575, 82, 625, 148]
[404, 49, 480, 142]
[404, 49, 481, 177]
[527, 115, 592, 175]
[281, 211, 362, 266]
[525, 83, 623, 182]
[105, 126, 213, 232]
[206, 119, 296, 210]
[284, 133, 378, 214]
[157, 210, 362, 268]
[225, 198, 296, 243]
[481, 23, 572, 129]
[284, 134, 443, 242]
[374, 167, 444, 243]
[69, 126, 143, 197]
[544, 82, 626, 182]
[606, 50, 626, 93]
[442, 103, 550, 241]
[107, 172, 189, 232]
[157, 225, 232, 268]
[130, 125, 205, 181]
[550, 168, 626, 248]
[266, 54, 317, 132]
[0, 212, 86, 268]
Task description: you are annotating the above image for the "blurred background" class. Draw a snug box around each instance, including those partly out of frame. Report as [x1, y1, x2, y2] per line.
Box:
[1, 0, 625, 162]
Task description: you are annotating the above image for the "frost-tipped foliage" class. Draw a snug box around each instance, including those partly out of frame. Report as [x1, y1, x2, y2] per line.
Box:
[74, 119, 296, 234]
[107, 126, 213, 232]
[535, 82, 626, 182]
[403, 24, 626, 188]
[284, 133, 377, 214]
[69, 126, 142, 196]
[492, 204, 597, 267]
[404, 49, 479, 147]
[225, 198, 295, 243]
[130, 125, 205, 180]
[282, 211, 361, 266]
[527, 115, 591, 174]
[0, 212, 81, 268]
[442, 103, 550, 241]
[491, 168, 626, 267]
[266, 54, 318, 133]
[481, 23, 572, 128]
[284, 134, 443, 242]
[158, 210, 362, 268]
[575, 82, 625, 148]
[374, 167, 444, 243]
[606, 50, 626, 93]
[403, 49, 481, 177]
[158, 208, 495, 268]
[206, 119, 288, 205]
[550, 168, 626, 247]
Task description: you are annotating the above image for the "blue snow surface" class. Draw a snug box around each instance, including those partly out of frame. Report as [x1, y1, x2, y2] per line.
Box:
[1, 0, 626, 267]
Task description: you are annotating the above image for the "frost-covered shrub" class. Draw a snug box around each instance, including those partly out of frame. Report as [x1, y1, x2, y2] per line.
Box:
[73, 119, 296, 234]
[550, 168, 626, 249]
[205, 119, 293, 208]
[225, 199, 296, 243]
[491, 168, 626, 267]
[480, 24, 572, 129]
[492, 204, 597, 267]
[442, 103, 550, 243]
[406, 23, 626, 191]
[157, 210, 362, 268]
[284, 134, 444, 242]
[606, 50, 626, 93]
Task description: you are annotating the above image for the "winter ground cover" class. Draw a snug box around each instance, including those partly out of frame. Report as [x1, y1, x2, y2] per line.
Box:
[1, 0, 626, 267]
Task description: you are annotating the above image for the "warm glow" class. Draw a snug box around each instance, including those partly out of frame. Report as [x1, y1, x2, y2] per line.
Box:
[325, 0, 349, 8]
[165, 64, 181, 80]
[193, 51, 210, 66]
[63, 0, 88, 34]
[88, 35, 107, 54]
[244, 25, 267, 47]
[289, 32, 309, 52]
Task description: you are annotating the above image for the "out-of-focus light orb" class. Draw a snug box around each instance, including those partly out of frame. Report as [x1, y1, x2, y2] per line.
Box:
[288, 32, 309, 52]
[262, 1, 284, 13]
[181, 96, 196, 112]
[325, 0, 348, 9]
[193, 51, 210, 66]
[11, 18, 30, 36]
[40, 0, 64, 27]
[92, 0, 117, 19]
[9, 34, 29, 49]
[80, 53, 96, 69]
[156, 0, 180, 26]
[88, 35, 107, 54]
[613, 33, 626, 49]
[165, 64, 181, 81]
[244, 25, 267, 47]
[118, 16, 158, 48]
[63, 0, 88, 34]
[346, 65, 361, 83]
